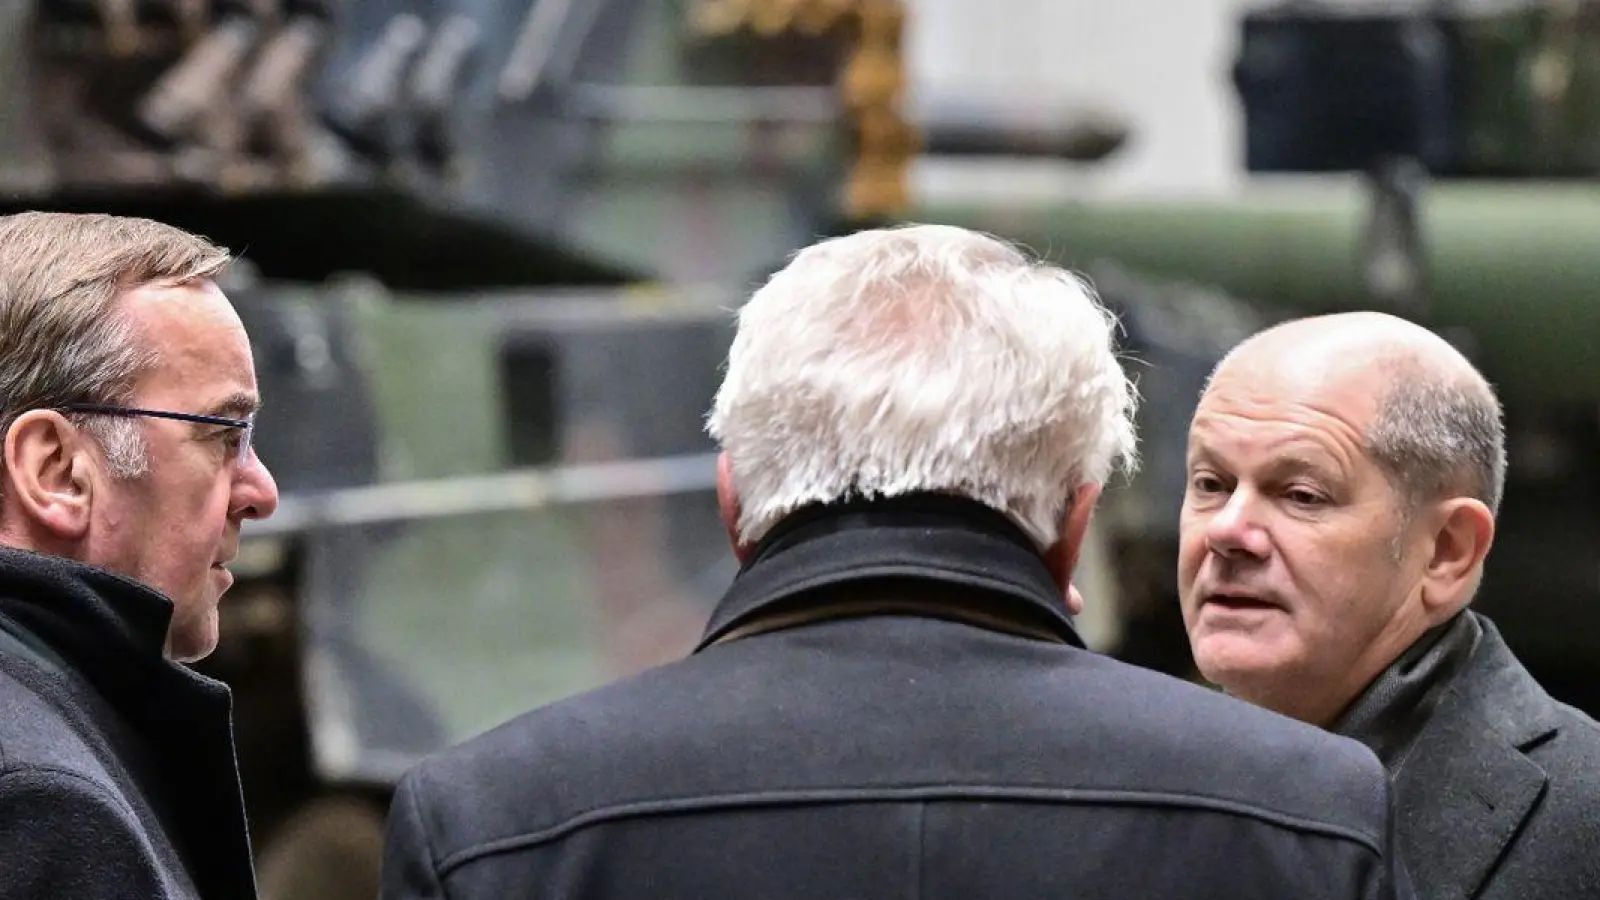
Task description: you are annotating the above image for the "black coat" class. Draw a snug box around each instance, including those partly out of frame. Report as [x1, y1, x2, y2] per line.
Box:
[383, 496, 1411, 899]
[1394, 613, 1600, 900]
[0, 548, 257, 900]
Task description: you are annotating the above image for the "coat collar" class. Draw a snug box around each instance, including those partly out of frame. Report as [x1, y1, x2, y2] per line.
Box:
[0, 545, 258, 900]
[1335, 611, 1482, 770]
[695, 493, 1083, 652]
[1391, 613, 1561, 900]
[0, 545, 179, 702]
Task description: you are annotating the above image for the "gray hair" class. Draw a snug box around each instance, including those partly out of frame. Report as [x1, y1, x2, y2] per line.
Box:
[707, 223, 1140, 548]
[1367, 361, 1506, 519]
[0, 212, 232, 490]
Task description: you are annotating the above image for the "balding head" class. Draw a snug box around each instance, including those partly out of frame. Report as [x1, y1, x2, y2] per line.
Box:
[1179, 311, 1503, 726]
[1212, 312, 1505, 518]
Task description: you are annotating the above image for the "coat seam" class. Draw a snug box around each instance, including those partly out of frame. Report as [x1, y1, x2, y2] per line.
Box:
[435, 784, 1384, 877]
[914, 800, 926, 900]
[408, 771, 453, 900]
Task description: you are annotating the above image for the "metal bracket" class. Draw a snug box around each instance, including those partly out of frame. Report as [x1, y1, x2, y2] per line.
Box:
[1360, 154, 1431, 320]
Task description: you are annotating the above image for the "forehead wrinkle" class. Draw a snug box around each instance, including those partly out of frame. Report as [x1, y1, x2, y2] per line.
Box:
[1201, 357, 1378, 434]
[1188, 406, 1361, 479]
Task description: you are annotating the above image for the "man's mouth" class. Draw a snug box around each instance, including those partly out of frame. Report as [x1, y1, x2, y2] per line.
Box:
[1203, 591, 1282, 611]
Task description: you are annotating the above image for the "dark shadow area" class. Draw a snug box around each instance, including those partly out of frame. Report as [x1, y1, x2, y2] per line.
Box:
[0, 189, 640, 289]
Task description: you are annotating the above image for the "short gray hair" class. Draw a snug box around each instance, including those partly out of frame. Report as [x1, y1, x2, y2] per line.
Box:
[707, 223, 1140, 548]
[0, 212, 232, 489]
[1367, 361, 1506, 518]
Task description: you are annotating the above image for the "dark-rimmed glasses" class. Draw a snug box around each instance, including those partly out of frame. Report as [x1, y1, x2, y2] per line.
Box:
[57, 403, 255, 461]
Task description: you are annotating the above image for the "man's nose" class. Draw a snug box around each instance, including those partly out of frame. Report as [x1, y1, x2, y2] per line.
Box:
[233, 454, 280, 521]
[1204, 488, 1270, 559]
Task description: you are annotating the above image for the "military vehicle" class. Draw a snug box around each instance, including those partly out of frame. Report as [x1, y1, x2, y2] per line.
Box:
[0, 1, 1139, 896]
[4, 1, 1597, 897]
[912, 0, 1600, 706]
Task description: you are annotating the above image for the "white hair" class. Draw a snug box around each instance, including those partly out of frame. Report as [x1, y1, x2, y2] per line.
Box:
[78, 415, 150, 480]
[707, 223, 1139, 548]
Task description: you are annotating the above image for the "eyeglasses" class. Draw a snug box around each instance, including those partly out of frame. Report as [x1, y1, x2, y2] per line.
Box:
[57, 403, 255, 461]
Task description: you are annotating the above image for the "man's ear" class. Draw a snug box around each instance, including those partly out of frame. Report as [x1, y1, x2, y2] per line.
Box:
[1419, 496, 1495, 624]
[3, 410, 94, 540]
[1045, 482, 1103, 614]
[716, 452, 755, 564]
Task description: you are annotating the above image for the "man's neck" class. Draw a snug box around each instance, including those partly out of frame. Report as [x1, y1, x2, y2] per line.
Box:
[0, 521, 78, 565]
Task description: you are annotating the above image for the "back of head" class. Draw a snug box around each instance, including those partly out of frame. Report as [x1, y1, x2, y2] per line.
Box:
[708, 223, 1139, 548]
[0, 212, 231, 488]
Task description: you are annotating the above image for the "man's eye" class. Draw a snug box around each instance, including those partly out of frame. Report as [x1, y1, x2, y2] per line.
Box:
[1285, 488, 1325, 506]
[1190, 474, 1226, 494]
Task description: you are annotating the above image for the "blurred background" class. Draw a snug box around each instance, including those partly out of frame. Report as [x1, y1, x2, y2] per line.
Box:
[3, 0, 1597, 896]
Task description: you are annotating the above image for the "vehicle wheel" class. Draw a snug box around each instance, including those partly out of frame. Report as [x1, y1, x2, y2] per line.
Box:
[256, 795, 387, 900]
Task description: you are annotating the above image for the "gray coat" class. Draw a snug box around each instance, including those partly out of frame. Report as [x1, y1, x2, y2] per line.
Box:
[383, 495, 1412, 900]
[1397, 614, 1600, 900]
[0, 548, 257, 900]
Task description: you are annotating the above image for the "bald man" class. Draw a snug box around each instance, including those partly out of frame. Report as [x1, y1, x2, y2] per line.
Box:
[1178, 311, 1600, 900]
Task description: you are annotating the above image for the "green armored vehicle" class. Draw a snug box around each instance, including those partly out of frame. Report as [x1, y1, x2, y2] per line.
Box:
[911, 0, 1600, 706]
[0, 1, 1131, 896]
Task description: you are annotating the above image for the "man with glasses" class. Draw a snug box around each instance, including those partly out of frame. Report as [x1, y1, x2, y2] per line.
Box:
[0, 212, 279, 899]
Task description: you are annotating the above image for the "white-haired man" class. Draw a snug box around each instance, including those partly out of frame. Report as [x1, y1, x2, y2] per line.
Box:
[381, 224, 1411, 900]
[1180, 311, 1600, 900]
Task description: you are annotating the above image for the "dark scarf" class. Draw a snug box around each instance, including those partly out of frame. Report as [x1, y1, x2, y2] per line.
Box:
[1333, 611, 1483, 770]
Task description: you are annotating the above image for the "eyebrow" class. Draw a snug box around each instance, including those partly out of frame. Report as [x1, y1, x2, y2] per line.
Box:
[204, 392, 261, 420]
[1187, 443, 1339, 479]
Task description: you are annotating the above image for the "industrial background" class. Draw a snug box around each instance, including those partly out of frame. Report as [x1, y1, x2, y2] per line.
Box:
[2, 1, 1596, 898]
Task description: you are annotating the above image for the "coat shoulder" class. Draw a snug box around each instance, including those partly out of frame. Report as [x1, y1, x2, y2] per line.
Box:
[0, 661, 115, 789]
[1070, 650, 1393, 820]
[1478, 702, 1600, 898]
[1535, 700, 1600, 808]
[1463, 617, 1600, 804]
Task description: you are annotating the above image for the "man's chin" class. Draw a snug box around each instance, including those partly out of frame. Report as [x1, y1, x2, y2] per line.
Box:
[1192, 633, 1299, 695]
[164, 610, 221, 664]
